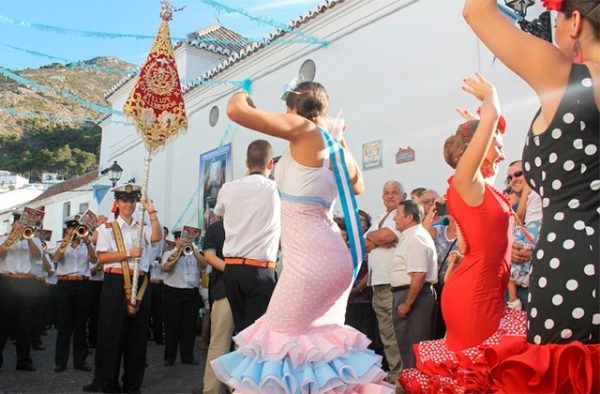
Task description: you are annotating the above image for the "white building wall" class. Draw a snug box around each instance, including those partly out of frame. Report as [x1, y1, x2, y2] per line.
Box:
[99, 0, 542, 227]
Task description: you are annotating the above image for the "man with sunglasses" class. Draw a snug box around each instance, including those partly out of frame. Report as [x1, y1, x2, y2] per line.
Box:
[505, 161, 543, 312]
[84, 184, 162, 393]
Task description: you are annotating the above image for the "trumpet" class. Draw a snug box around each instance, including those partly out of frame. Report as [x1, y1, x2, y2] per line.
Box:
[75, 225, 89, 238]
[22, 226, 35, 239]
[183, 244, 194, 256]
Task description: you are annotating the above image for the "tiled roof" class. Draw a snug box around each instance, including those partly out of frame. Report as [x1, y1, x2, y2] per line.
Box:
[29, 170, 98, 204]
[182, 0, 345, 94]
[183, 25, 248, 55]
[104, 25, 247, 99]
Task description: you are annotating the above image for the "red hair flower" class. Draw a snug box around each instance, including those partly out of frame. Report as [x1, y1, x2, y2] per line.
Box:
[542, 0, 563, 11]
[497, 115, 507, 134]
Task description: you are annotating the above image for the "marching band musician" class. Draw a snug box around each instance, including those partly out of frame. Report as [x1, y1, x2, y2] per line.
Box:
[88, 184, 162, 393]
[52, 215, 96, 373]
[0, 210, 44, 372]
[30, 233, 54, 352]
[160, 228, 204, 366]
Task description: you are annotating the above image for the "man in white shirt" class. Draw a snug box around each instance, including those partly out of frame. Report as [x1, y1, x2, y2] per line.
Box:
[52, 215, 97, 373]
[0, 210, 43, 372]
[391, 200, 438, 369]
[215, 140, 281, 333]
[364, 181, 405, 380]
[83, 184, 162, 393]
[161, 228, 204, 366]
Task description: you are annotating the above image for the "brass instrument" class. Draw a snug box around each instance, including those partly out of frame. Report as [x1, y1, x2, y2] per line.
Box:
[56, 231, 76, 255]
[22, 226, 35, 239]
[183, 244, 194, 256]
[166, 247, 184, 264]
[75, 225, 89, 238]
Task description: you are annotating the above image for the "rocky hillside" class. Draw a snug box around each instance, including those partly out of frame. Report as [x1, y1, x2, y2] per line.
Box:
[0, 56, 134, 180]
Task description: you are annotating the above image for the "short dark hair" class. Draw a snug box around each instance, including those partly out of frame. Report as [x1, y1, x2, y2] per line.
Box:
[508, 160, 522, 167]
[358, 210, 372, 230]
[163, 226, 169, 236]
[399, 200, 424, 224]
[246, 139, 273, 170]
[173, 231, 181, 239]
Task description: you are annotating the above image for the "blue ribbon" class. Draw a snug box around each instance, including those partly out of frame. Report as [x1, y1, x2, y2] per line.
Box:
[197, 0, 328, 46]
[321, 129, 365, 280]
[0, 67, 123, 116]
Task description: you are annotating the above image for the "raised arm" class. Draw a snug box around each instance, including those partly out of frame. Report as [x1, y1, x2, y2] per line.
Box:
[463, 0, 572, 98]
[227, 92, 314, 142]
[454, 73, 500, 206]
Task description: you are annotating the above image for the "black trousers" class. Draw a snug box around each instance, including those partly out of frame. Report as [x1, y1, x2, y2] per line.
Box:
[87, 280, 103, 347]
[55, 279, 90, 368]
[345, 302, 383, 353]
[30, 279, 47, 347]
[149, 282, 164, 343]
[46, 284, 59, 329]
[223, 264, 277, 334]
[0, 276, 36, 369]
[97, 273, 150, 393]
[162, 285, 201, 363]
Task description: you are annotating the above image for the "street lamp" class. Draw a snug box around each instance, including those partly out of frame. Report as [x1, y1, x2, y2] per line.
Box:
[505, 0, 534, 17]
[101, 161, 123, 187]
[505, 0, 552, 43]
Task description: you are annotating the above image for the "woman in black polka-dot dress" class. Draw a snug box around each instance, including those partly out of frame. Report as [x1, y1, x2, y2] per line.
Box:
[463, 0, 599, 392]
[523, 63, 599, 345]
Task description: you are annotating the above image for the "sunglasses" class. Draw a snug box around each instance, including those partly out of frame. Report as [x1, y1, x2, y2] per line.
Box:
[506, 171, 523, 183]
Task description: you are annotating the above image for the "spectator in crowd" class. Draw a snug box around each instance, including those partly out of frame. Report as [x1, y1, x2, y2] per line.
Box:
[506, 160, 543, 311]
[410, 187, 426, 202]
[423, 196, 458, 338]
[365, 181, 405, 381]
[390, 200, 438, 369]
[343, 211, 382, 356]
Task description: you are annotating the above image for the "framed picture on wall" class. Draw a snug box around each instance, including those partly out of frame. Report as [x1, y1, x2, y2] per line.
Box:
[199, 143, 232, 232]
[362, 140, 383, 170]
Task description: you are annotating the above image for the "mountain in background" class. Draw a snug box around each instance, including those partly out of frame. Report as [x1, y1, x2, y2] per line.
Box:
[0, 56, 134, 181]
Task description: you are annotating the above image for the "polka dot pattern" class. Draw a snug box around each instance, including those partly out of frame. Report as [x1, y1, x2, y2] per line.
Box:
[523, 65, 599, 345]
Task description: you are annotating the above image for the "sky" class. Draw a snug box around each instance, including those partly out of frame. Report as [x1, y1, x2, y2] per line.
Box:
[0, 0, 323, 70]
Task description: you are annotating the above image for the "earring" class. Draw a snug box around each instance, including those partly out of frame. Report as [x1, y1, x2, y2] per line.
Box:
[573, 39, 584, 64]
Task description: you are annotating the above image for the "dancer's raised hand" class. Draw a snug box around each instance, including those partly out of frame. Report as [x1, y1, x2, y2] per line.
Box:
[461, 73, 500, 120]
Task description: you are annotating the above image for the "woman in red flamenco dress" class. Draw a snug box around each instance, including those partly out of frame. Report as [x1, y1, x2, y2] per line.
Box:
[399, 74, 529, 393]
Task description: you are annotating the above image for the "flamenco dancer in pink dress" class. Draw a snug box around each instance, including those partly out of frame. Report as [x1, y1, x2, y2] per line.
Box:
[211, 82, 393, 393]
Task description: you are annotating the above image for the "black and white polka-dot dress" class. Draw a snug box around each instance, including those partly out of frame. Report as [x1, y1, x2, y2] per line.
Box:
[522, 64, 599, 345]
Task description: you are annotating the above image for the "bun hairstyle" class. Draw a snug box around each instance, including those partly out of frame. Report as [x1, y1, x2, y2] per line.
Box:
[444, 115, 507, 169]
[444, 120, 479, 169]
[285, 82, 329, 122]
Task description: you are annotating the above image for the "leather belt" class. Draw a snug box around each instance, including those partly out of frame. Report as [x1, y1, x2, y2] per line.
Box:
[58, 275, 88, 281]
[105, 268, 146, 276]
[391, 283, 435, 293]
[150, 279, 163, 284]
[225, 257, 277, 269]
[1, 273, 36, 279]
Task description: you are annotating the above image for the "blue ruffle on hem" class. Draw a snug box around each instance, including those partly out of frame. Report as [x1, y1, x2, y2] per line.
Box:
[211, 348, 390, 394]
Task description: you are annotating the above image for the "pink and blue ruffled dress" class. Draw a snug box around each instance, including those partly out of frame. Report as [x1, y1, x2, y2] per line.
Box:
[211, 131, 393, 393]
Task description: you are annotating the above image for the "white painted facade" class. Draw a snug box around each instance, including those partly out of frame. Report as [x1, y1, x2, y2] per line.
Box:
[100, 0, 544, 229]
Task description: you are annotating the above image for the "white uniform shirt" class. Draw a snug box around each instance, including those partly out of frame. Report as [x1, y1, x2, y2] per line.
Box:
[149, 259, 165, 281]
[54, 242, 92, 277]
[142, 238, 163, 275]
[367, 210, 403, 286]
[215, 174, 281, 262]
[390, 224, 438, 287]
[525, 191, 543, 225]
[95, 216, 153, 273]
[30, 255, 45, 278]
[161, 249, 200, 289]
[0, 236, 43, 275]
